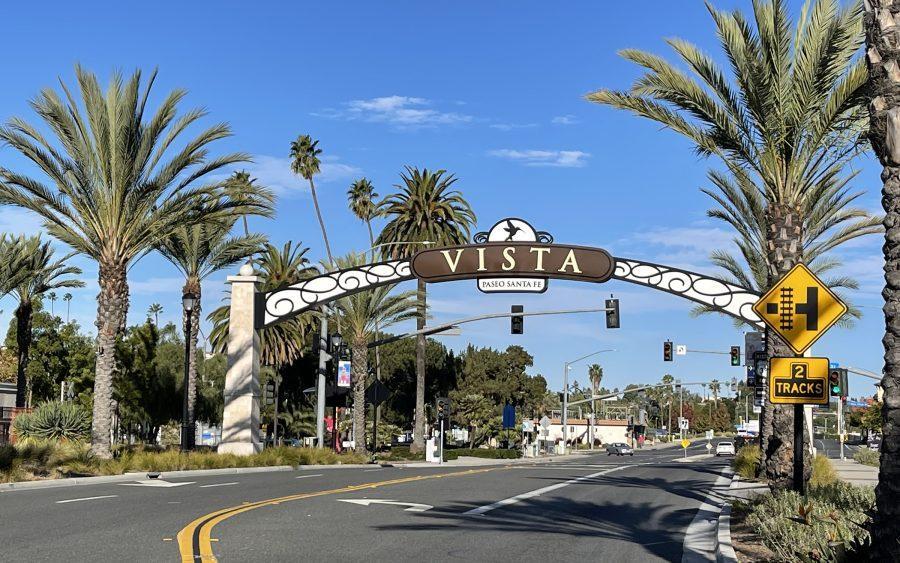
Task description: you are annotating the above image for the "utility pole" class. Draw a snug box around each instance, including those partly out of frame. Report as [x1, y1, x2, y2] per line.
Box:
[316, 313, 329, 449]
[679, 381, 684, 440]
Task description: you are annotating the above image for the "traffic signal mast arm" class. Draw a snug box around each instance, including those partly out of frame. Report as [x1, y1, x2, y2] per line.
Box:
[566, 380, 722, 407]
[367, 306, 615, 348]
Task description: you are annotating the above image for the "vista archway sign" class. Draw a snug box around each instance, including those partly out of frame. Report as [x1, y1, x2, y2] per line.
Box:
[218, 218, 762, 455]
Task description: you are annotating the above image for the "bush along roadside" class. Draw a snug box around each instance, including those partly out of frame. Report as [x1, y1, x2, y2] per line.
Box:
[731, 445, 760, 479]
[853, 447, 879, 468]
[444, 448, 521, 460]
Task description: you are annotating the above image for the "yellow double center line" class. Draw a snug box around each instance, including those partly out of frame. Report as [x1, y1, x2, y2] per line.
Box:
[177, 467, 498, 562]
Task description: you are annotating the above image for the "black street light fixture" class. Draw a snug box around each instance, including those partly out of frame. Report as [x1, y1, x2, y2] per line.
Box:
[181, 291, 198, 452]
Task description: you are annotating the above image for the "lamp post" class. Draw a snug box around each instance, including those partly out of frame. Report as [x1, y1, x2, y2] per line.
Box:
[562, 349, 615, 453]
[181, 291, 197, 452]
[330, 332, 343, 452]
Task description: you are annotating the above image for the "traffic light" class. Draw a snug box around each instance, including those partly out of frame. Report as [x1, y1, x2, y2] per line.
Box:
[436, 397, 450, 421]
[829, 368, 847, 397]
[264, 380, 276, 406]
[840, 369, 849, 398]
[605, 297, 620, 329]
[730, 377, 737, 393]
[663, 340, 673, 362]
[730, 346, 741, 367]
[511, 305, 524, 335]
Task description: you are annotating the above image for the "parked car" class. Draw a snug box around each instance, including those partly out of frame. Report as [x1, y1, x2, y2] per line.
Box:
[716, 441, 736, 456]
[606, 443, 633, 456]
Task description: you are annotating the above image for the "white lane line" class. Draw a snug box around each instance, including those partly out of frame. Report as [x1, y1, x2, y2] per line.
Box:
[199, 482, 239, 488]
[681, 468, 732, 563]
[56, 495, 118, 504]
[295, 473, 323, 479]
[363, 469, 384, 472]
[464, 465, 631, 516]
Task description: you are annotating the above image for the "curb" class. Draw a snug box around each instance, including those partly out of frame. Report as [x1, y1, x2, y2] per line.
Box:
[716, 502, 738, 563]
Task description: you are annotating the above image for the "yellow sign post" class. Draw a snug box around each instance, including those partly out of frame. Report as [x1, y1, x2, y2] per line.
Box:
[752, 263, 847, 354]
[768, 357, 830, 405]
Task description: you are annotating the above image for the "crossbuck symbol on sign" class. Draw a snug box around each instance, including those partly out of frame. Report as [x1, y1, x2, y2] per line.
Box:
[766, 286, 819, 331]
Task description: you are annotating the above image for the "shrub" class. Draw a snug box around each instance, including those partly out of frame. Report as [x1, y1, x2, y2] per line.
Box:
[853, 447, 880, 468]
[13, 401, 91, 441]
[810, 454, 837, 488]
[732, 445, 760, 479]
[445, 448, 521, 460]
[0, 444, 14, 472]
[745, 482, 874, 561]
[378, 446, 425, 461]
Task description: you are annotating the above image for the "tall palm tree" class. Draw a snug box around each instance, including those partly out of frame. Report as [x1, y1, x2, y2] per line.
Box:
[0, 66, 261, 457]
[347, 178, 380, 253]
[588, 363, 603, 414]
[863, 2, 900, 556]
[376, 166, 476, 452]
[47, 292, 57, 316]
[290, 135, 334, 265]
[156, 216, 268, 447]
[223, 170, 270, 267]
[587, 0, 871, 489]
[147, 303, 163, 326]
[332, 253, 417, 455]
[4, 236, 83, 408]
[63, 293, 72, 323]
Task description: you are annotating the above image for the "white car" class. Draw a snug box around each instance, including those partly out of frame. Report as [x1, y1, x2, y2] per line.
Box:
[715, 441, 736, 456]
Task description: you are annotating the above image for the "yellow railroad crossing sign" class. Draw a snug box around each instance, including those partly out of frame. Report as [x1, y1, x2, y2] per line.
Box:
[752, 263, 847, 354]
[680, 439, 690, 449]
[769, 357, 829, 405]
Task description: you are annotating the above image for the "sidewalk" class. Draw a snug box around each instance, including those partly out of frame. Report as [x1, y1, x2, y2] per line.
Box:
[833, 459, 878, 486]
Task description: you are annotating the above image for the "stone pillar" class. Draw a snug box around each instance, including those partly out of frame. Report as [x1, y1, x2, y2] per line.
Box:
[218, 264, 262, 455]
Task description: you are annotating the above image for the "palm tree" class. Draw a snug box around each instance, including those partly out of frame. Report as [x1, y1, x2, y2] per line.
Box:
[332, 253, 417, 455]
[376, 166, 476, 452]
[47, 292, 57, 317]
[347, 178, 380, 253]
[63, 293, 72, 323]
[587, 0, 872, 489]
[709, 380, 721, 404]
[0, 66, 261, 458]
[290, 135, 334, 265]
[863, 2, 900, 555]
[4, 236, 83, 408]
[223, 170, 271, 267]
[147, 303, 163, 326]
[156, 216, 268, 448]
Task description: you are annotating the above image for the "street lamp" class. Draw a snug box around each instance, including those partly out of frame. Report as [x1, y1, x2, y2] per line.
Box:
[181, 291, 198, 452]
[562, 349, 615, 452]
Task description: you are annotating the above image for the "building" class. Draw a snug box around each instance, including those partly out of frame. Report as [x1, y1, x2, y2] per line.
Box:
[533, 417, 631, 446]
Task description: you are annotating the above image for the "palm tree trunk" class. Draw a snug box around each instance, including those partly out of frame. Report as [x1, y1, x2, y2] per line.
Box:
[183, 279, 201, 446]
[864, 4, 900, 554]
[759, 203, 810, 489]
[410, 278, 427, 453]
[14, 300, 33, 409]
[308, 177, 334, 265]
[351, 338, 369, 455]
[90, 261, 129, 459]
[367, 218, 383, 452]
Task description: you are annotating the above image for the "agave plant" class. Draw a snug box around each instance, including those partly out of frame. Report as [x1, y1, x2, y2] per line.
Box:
[13, 401, 91, 442]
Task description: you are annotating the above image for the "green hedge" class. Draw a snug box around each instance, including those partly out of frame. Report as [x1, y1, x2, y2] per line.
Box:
[445, 448, 521, 460]
[853, 447, 879, 467]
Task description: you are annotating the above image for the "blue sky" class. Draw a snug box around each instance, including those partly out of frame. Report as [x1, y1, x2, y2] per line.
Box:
[0, 1, 884, 399]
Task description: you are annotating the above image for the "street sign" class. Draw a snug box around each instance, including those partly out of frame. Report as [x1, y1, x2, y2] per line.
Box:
[744, 332, 763, 365]
[829, 361, 839, 369]
[522, 420, 534, 433]
[752, 263, 847, 354]
[681, 439, 690, 449]
[705, 442, 712, 451]
[753, 405, 762, 414]
[675, 345, 687, 356]
[539, 415, 551, 430]
[678, 417, 689, 431]
[365, 379, 390, 406]
[769, 357, 829, 405]
[705, 430, 713, 440]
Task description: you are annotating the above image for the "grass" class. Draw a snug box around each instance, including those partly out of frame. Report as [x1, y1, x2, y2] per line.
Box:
[0, 440, 367, 483]
[809, 453, 837, 488]
[853, 447, 880, 467]
[732, 445, 760, 479]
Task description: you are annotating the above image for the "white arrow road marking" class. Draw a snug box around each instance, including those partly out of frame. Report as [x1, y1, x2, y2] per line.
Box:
[338, 499, 433, 512]
[56, 495, 118, 504]
[464, 465, 631, 516]
[199, 482, 239, 488]
[120, 480, 196, 488]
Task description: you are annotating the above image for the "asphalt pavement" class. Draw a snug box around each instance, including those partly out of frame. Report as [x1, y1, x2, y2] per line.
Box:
[0, 441, 732, 562]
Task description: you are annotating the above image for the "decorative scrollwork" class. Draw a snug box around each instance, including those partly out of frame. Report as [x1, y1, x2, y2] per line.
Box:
[260, 260, 415, 328]
[473, 232, 489, 244]
[535, 230, 553, 243]
[612, 258, 763, 327]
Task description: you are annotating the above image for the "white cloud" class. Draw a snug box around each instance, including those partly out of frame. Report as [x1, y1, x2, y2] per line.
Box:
[233, 155, 361, 195]
[314, 96, 473, 129]
[552, 115, 579, 125]
[487, 149, 590, 168]
[489, 122, 538, 131]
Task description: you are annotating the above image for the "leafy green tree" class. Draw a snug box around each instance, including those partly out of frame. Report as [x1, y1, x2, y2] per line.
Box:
[0, 67, 262, 457]
[453, 393, 495, 448]
[290, 135, 333, 265]
[332, 253, 417, 455]
[3, 236, 83, 408]
[587, 0, 875, 488]
[377, 166, 476, 452]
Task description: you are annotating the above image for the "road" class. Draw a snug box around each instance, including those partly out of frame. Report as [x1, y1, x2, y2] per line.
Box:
[0, 442, 732, 562]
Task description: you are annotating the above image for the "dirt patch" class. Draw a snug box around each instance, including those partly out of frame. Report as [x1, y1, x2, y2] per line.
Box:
[729, 503, 776, 562]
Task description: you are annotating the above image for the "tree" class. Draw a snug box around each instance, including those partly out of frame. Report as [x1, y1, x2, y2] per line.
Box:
[376, 166, 476, 452]
[0, 66, 260, 457]
[290, 135, 333, 265]
[147, 303, 163, 326]
[587, 0, 872, 488]
[863, 2, 900, 556]
[454, 393, 495, 448]
[332, 253, 417, 455]
[63, 293, 72, 323]
[348, 178, 380, 253]
[47, 292, 57, 317]
[3, 236, 83, 408]
[156, 211, 268, 447]
[223, 170, 268, 268]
